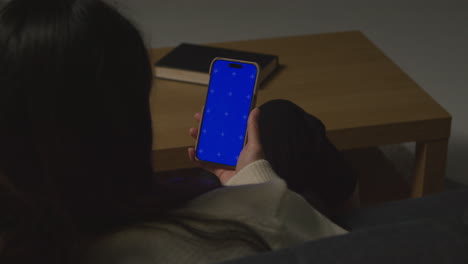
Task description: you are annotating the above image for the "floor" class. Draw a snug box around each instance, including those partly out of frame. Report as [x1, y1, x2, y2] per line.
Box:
[114, 0, 468, 186]
[343, 146, 466, 207]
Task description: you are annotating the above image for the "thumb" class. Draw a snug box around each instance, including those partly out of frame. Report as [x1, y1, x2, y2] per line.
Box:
[246, 108, 262, 148]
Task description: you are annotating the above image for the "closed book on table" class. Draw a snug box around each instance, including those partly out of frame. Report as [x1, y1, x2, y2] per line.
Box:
[154, 43, 278, 85]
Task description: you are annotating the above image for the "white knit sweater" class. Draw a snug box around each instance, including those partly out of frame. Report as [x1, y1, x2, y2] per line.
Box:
[83, 160, 347, 264]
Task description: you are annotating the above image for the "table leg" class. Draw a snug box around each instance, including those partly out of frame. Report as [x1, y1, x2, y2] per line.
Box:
[411, 138, 449, 198]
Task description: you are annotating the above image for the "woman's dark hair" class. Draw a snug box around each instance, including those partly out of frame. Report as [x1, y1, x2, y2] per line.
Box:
[0, 0, 154, 221]
[0, 0, 270, 263]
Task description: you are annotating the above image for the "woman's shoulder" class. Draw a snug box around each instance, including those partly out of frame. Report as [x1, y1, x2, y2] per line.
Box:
[82, 221, 256, 264]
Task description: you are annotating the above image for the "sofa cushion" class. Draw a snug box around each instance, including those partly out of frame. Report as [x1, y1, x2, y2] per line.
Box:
[219, 217, 468, 264]
[334, 189, 468, 230]
[218, 189, 468, 264]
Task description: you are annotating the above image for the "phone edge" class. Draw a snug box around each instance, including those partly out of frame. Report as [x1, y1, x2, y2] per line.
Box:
[194, 57, 260, 170]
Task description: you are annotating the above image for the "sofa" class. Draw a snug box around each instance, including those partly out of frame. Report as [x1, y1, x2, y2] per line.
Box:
[220, 189, 468, 264]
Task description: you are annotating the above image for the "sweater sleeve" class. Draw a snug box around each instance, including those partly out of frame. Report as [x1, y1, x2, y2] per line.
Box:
[183, 161, 347, 248]
[224, 159, 278, 186]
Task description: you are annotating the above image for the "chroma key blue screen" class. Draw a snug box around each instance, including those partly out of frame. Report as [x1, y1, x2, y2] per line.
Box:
[196, 59, 258, 167]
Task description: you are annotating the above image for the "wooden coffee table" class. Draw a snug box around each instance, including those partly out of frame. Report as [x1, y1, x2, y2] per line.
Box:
[149, 31, 451, 198]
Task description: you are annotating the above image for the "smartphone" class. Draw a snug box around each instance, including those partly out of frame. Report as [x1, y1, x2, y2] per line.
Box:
[195, 57, 259, 168]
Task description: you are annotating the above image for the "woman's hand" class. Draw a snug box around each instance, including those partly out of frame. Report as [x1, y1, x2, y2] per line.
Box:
[188, 108, 264, 184]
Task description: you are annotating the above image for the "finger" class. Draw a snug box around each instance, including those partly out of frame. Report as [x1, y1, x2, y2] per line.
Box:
[246, 108, 261, 147]
[188, 147, 201, 167]
[194, 112, 202, 122]
[188, 147, 224, 176]
[189, 127, 198, 139]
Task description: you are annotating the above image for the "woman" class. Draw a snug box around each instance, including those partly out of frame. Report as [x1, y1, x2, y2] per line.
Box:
[0, 0, 358, 263]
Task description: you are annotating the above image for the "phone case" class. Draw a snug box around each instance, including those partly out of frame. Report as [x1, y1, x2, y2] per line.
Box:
[194, 57, 260, 169]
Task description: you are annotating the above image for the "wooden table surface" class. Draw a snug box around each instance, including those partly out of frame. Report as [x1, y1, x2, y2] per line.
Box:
[149, 31, 451, 197]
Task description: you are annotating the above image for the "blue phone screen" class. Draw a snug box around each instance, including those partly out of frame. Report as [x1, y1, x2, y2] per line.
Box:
[196, 59, 258, 167]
